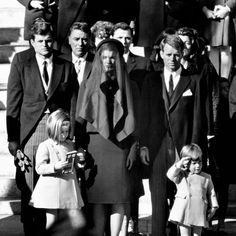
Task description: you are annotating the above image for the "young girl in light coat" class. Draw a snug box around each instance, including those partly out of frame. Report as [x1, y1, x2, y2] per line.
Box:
[30, 109, 86, 235]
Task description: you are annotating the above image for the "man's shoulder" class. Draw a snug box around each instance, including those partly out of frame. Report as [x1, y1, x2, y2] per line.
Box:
[53, 51, 74, 66]
[13, 48, 34, 61]
[129, 52, 149, 63]
[57, 51, 95, 64]
[128, 52, 152, 73]
[143, 70, 163, 87]
[57, 51, 72, 62]
[181, 67, 202, 82]
[86, 51, 95, 62]
[145, 70, 162, 79]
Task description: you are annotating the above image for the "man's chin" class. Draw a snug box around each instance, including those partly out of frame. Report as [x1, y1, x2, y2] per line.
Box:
[169, 67, 177, 72]
[41, 50, 52, 57]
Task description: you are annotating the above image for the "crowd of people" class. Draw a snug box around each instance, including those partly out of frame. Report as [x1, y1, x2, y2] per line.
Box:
[6, 1, 236, 236]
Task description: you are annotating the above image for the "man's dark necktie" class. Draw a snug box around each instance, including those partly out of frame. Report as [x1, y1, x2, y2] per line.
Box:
[43, 61, 49, 85]
[169, 73, 174, 97]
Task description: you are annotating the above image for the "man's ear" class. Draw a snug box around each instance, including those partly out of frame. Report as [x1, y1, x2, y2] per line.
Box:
[30, 39, 34, 46]
[160, 50, 164, 59]
[67, 36, 71, 46]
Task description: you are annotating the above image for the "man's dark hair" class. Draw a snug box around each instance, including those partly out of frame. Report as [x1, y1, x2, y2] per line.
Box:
[177, 27, 195, 41]
[68, 22, 91, 37]
[160, 34, 184, 53]
[112, 22, 133, 37]
[30, 17, 53, 40]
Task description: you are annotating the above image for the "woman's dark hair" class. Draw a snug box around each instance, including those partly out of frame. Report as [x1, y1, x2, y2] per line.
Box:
[96, 38, 124, 55]
[178, 27, 208, 57]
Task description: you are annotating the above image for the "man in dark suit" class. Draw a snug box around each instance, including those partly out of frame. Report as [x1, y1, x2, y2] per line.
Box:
[60, 22, 94, 202]
[140, 34, 208, 236]
[17, 0, 59, 40]
[17, 0, 88, 49]
[60, 22, 94, 85]
[112, 22, 151, 235]
[112, 22, 151, 91]
[58, 0, 139, 51]
[60, 22, 94, 151]
[6, 19, 78, 236]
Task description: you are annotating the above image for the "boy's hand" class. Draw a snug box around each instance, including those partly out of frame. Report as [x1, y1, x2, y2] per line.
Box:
[126, 142, 137, 170]
[140, 146, 150, 165]
[175, 156, 190, 169]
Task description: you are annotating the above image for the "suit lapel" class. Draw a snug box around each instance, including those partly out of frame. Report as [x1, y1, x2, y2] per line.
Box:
[127, 53, 136, 73]
[169, 73, 191, 111]
[82, 52, 94, 82]
[47, 57, 63, 100]
[28, 51, 46, 99]
[83, 61, 92, 81]
[161, 72, 170, 114]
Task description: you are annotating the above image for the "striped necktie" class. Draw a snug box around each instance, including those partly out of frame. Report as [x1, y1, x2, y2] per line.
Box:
[75, 59, 82, 75]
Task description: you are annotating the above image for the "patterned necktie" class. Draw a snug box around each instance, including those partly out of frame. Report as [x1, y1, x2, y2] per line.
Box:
[169, 73, 174, 97]
[43, 61, 49, 85]
[75, 59, 82, 75]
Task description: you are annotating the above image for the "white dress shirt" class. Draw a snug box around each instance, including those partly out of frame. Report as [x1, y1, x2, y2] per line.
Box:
[123, 51, 130, 63]
[164, 67, 182, 93]
[72, 53, 87, 85]
[35, 54, 53, 93]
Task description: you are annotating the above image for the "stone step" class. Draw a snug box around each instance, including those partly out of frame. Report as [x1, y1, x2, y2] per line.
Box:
[0, 178, 20, 199]
[0, 198, 21, 215]
[227, 202, 236, 217]
[0, 64, 8, 110]
[0, 44, 29, 64]
[0, 110, 10, 157]
[0, 64, 11, 85]
[0, 215, 24, 236]
[228, 184, 236, 217]
[0, 156, 16, 178]
[0, 1, 24, 28]
[229, 184, 236, 202]
[0, 86, 7, 110]
[0, 0, 27, 64]
[0, 28, 26, 45]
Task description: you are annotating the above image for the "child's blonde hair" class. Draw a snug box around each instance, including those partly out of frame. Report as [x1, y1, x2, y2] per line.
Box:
[46, 109, 70, 143]
[180, 143, 202, 161]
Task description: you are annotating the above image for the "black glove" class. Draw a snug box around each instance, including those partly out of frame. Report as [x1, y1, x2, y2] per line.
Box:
[8, 141, 20, 157]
